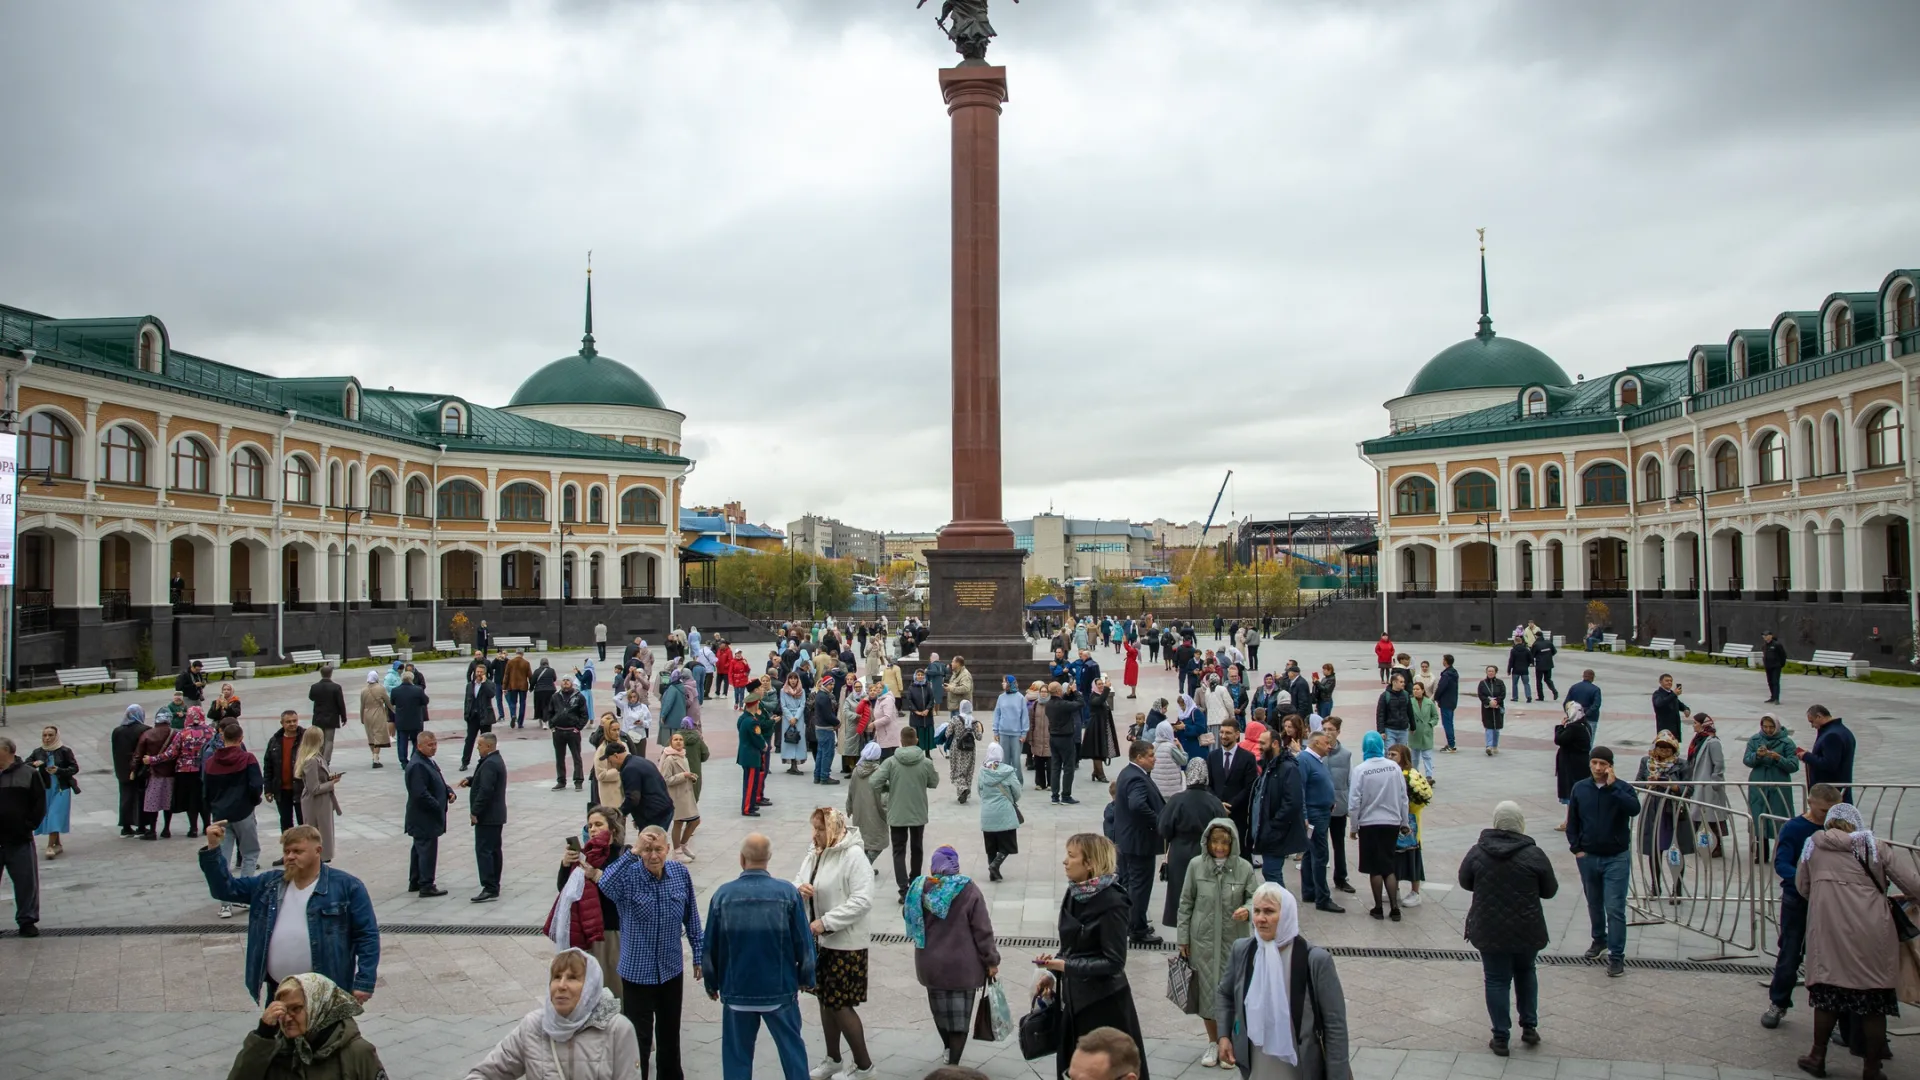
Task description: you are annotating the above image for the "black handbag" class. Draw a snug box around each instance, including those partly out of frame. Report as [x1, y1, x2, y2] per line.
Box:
[1861, 854, 1920, 942]
[1017, 991, 1058, 1060]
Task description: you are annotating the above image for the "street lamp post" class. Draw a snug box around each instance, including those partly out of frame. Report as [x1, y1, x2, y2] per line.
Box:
[1675, 489, 1712, 650]
[338, 505, 366, 660]
[2, 463, 57, 727]
[1474, 514, 1497, 643]
[805, 563, 821, 621]
[558, 525, 574, 650]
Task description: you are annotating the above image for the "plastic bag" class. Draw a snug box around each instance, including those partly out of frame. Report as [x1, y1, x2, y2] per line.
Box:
[973, 978, 1014, 1042]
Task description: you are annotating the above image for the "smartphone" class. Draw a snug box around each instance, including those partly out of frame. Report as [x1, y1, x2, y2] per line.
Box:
[565, 836, 582, 852]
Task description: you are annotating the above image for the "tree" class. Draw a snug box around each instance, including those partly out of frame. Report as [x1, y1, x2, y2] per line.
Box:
[716, 552, 854, 618]
[1024, 575, 1055, 603]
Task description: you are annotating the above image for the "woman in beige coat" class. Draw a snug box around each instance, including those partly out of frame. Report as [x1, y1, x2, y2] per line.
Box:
[590, 715, 625, 811]
[660, 731, 702, 860]
[944, 656, 974, 713]
[1794, 802, 1920, 1080]
[359, 672, 392, 770]
[294, 728, 342, 861]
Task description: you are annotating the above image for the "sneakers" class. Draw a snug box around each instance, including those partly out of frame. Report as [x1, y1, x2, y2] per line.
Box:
[832, 1067, 878, 1080]
[1402, 892, 1422, 907]
[1489, 1036, 1510, 1057]
[1201, 1047, 1220, 1068]
[1583, 941, 1606, 961]
[1762, 1004, 1787, 1029]
[219, 904, 234, 919]
[810, 1058, 844, 1080]
[1607, 958, 1625, 978]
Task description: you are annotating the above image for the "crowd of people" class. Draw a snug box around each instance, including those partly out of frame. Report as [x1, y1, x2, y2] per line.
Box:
[0, 614, 1908, 1080]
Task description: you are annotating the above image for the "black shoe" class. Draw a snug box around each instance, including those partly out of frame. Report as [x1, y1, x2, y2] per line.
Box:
[16, 922, 39, 938]
[989, 863, 1003, 882]
[1583, 942, 1606, 960]
[1336, 881, 1356, 894]
[552, 782, 567, 791]
[1368, 906, 1384, 920]
[1389, 907, 1402, 922]
[371, 761, 384, 769]
[759, 798, 773, 806]
[1490, 1037, 1509, 1057]
[459, 764, 470, 772]
[743, 810, 761, 817]
[1131, 932, 1163, 946]
[1607, 958, 1625, 977]
[470, 891, 499, 903]
[120, 828, 135, 837]
[1051, 797, 1061, 804]
[956, 791, 967, 803]
[418, 886, 448, 898]
[1521, 1026, 1540, 1046]
[1315, 901, 1346, 914]
[821, 777, 840, 785]
[186, 829, 198, 839]
[1061, 796, 1080, 805]
[140, 832, 157, 841]
[573, 780, 584, 791]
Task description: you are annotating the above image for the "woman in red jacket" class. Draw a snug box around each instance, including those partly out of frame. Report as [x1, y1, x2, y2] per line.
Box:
[1374, 634, 1397, 684]
[1122, 640, 1140, 699]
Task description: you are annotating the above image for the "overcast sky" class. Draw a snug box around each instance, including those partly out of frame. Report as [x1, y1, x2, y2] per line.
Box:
[5, 0, 1918, 531]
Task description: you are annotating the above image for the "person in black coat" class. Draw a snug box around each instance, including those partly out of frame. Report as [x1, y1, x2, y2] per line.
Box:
[390, 673, 430, 767]
[612, 744, 674, 831]
[308, 666, 348, 763]
[1530, 636, 1558, 701]
[1206, 717, 1257, 842]
[1796, 705, 1854, 802]
[1433, 657, 1461, 752]
[1457, 801, 1559, 1054]
[459, 732, 505, 902]
[111, 705, 152, 836]
[1505, 638, 1533, 704]
[1650, 674, 1688, 742]
[1248, 729, 1307, 890]
[403, 731, 453, 897]
[1034, 833, 1151, 1080]
[547, 678, 589, 791]
[1157, 758, 1226, 927]
[175, 660, 207, 706]
[1760, 631, 1788, 704]
[460, 667, 498, 771]
[1110, 740, 1165, 943]
[1553, 705, 1593, 813]
[531, 659, 558, 726]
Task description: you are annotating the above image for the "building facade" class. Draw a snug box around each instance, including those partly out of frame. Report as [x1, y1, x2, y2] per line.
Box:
[0, 282, 738, 681]
[786, 514, 885, 565]
[1354, 261, 1920, 663]
[1011, 514, 1154, 583]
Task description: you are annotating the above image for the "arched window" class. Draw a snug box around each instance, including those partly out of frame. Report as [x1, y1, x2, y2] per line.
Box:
[99, 425, 148, 485]
[620, 486, 664, 525]
[1581, 463, 1627, 505]
[588, 485, 605, 523]
[1513, 466, 1533, 510]
[1392, 477, 1436, 515]
[23, 412, 73, 478]
[1867, 407, 1904, 469]
[562, 484, 579, 523]
[1674, 449, 1697, 494]
[343, 385, 360, 420]
[441, 405, 463, 435]
[347, 463, 361, 506]
[1453, 472, 1497, 512]
[282, 456, 313, 504]
[1617, 378, 1639, 407]
[1798, 419, 1818, 478]
[1544, 464, 1563, 508]
[404, 476, 427, 517]
[438, 479, 484, 520]
[1692, 352, 1708, 393]
[1730, 340, 1747, 381]
[1894, 281, 1917, 334]
[1827, 305, 1854, 352]
[1712, 442, 1741, 490]
[327, 460, 343, 507]
[369, 471, 394, 513]
[1524, 389, 1547, 418]
[499, 482, 546, 522]
[1778, 323, 1801, 367]
[231, 448, 264, 499]
[1641, 457, 1662, 501]
[1756, 431, 1785, 484]
[170, 437, 210, 492]
[1825, 414, 1844, 474]
[138, 328, 161, 373]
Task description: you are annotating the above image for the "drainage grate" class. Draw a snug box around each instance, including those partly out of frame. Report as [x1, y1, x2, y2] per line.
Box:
[28, 925, 1773, 973]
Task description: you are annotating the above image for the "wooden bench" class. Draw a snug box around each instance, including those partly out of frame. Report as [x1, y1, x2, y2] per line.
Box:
[367, 644, 396, 661]
[288, 649, 326, 670]
[55, 666, 116, 694]
[1804, 649, 1857, 678]
[494, 634, 534, 649]
[1711, 643, 1754, 666]
[1645, 637, 1682, 659]
[192, 656, 235, 676]
[432, 639, 455, 654]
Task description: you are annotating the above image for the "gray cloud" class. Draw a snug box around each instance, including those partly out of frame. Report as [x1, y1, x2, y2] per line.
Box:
[3, 0, 1917, 530]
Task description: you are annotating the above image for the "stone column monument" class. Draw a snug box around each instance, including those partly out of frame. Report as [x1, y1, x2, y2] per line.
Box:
[914, 0, 1047, 702]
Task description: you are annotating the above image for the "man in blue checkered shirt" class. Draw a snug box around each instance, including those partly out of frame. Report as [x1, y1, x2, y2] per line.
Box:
[578, 823, 702, 1080]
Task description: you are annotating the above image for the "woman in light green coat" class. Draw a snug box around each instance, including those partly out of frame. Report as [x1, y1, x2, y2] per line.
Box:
[1176, 817, 1259, 1067]
[1407, 680, 1440, 781]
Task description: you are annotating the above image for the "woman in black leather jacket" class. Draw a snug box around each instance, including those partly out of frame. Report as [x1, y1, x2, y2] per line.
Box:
[1034, 832, 1149, 1080]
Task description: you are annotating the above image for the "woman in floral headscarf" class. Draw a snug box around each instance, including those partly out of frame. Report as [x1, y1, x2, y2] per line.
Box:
[169, 705, 217, 838]
[1634, 730, 1695, 901]
[946, 700, 982, 802]
[1685, 713, 1729, 857]
[465, 949, 638, 1080]
[228, 971, 387, 1079]
[909, 846, 999, 1067]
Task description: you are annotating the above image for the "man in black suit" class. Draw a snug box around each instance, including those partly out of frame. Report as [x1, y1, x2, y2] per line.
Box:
[460, 667, 498, 771]
[459, 732, 505, 902]
[1111, 739, 1165, 944]
[403, 731, 454, 897]
[1286, 667, 1312, 728]
[1207, 717, 1257, 841]
[390, 671, 429, 768]
[1249, 727, 1307, 892]
[308, 664, 348, 765]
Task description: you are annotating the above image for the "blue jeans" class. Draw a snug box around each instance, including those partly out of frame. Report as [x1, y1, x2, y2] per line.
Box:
[1484, 728, 1501, 748]
[996, 733, 1024, 778]
[1510, 670, 1532, 702]
[1481, 950, 1539, 1039]
[1259, 854, 1288, 892]
[1383, 728, 1409, 749]
[1302, 809, 1332, 903]
[733, 685, 746, 709]
[813, 729, 837, 781]
[1439, 707, 1456, 748]
[1577, 850, 1631, 961]
[721, 999, 809, 1080]
[506, 689, 527, 725]
[1412, 748, 1434, 778]
[1769, 893, 1808, 1009]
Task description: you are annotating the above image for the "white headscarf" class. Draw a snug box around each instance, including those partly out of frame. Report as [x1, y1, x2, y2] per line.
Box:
[1245, 882, 1300, 1063]
[365, 670, 381, 685]
[860, 742, 883, 763]
[1802, 802, 1877, 866]
[1154, 720, 1177, 745]
[985, 742, 1004, 767]
[540, 949, 611, 1042]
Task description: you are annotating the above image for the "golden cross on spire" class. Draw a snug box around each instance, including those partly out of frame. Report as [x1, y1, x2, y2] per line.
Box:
[1476, 227, 1485, 254]
[587, 249, 593, 276]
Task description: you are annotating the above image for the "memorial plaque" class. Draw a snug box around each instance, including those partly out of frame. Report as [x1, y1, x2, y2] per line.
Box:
[952, 579, 998, 610]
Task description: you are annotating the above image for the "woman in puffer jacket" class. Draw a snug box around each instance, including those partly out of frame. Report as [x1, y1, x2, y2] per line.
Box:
[463, 949, 637, 1080]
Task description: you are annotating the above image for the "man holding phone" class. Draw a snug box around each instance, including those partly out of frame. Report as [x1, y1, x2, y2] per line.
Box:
[1565, 746, 1641, 977]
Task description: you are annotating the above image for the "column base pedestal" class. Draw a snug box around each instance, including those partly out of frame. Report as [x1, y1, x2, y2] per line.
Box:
[904, 547, 1052, 707]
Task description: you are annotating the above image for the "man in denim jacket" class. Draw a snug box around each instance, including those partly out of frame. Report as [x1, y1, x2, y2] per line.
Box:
[199, 822, 380, 1002]
[702, 833, 816, 1080]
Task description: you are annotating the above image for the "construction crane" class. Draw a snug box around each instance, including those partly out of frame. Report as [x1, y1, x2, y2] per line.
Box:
[1184, 470, 1234, 583]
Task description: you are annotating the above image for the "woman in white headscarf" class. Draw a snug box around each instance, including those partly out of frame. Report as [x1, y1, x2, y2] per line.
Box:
[976, 741, 1022, 879]
[946, 699, 982, 801]
[1151, 719, 1190, 799]
[1215, 882, 1351, 1080]
[464, 948, 638, 1080]
[359, 670, 392, 770]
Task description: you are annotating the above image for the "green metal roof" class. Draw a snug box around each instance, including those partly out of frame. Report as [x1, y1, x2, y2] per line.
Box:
[1366, 361, 1688, 455]
[0, 302, 688, 466]
[506, 272, 670, 412]
[1402, 252, 1570, 396]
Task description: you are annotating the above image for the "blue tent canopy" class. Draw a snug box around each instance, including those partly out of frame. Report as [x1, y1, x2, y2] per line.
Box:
[686, 536, 758, 557]
[1025, 595, 1067, 611]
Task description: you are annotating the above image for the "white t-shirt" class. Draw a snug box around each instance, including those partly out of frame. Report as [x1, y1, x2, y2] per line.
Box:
[266, 878, 317, 985]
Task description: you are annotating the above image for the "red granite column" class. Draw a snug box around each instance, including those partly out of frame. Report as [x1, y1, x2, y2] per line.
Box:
[938, 65, 1015, 550]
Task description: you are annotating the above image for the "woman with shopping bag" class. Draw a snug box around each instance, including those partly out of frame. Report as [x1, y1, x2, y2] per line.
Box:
[909, 845, 1001, 1066]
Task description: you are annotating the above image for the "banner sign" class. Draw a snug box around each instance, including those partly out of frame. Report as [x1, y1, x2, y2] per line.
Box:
[0, 436, 15, 586]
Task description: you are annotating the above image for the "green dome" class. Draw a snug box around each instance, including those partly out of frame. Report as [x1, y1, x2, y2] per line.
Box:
[1404, 324, 1570, 396]
[508, 347, 667, 410]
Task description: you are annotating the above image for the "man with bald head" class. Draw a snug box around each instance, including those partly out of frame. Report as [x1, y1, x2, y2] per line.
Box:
[703, 833, 816, 1080]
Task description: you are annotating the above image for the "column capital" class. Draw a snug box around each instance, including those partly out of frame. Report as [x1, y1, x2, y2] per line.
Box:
[939, 65, 1008, 113]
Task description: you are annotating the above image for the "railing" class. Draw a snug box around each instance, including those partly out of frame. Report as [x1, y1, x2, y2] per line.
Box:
[1458, 578, 1496, 597]
[500, 589, 543, 606]
[1587, 577, 1628, 597]
[681, 586, 718, 605]
[101, 589, 132, 623]
[17, 602, 53, 635]
[1766, 576, 1791, 601]
[1397, 581, 1435, 598]
[620, 587, 660, 605]
[441, 589, 477, 603]
[1690, 338, 1885, 414]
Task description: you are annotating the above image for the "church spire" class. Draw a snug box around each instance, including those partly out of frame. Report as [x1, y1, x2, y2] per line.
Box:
[581, 250, 598, 358]
[1475, 227, 1495, 341]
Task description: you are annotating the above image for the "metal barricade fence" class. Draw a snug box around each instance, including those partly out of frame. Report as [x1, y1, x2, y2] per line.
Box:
[1626, 780, 1920, 960]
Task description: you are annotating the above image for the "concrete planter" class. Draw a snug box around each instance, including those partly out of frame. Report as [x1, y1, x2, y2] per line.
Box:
[1846, 659, 1872, 679]
[535, 639, 549, 652]
[236, 661, 257, 678]
[1747, 654, 1764, 669]
[114, 673, 140, 692]
[324, 654, 342, 668]
[397, 649, 413, 662]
